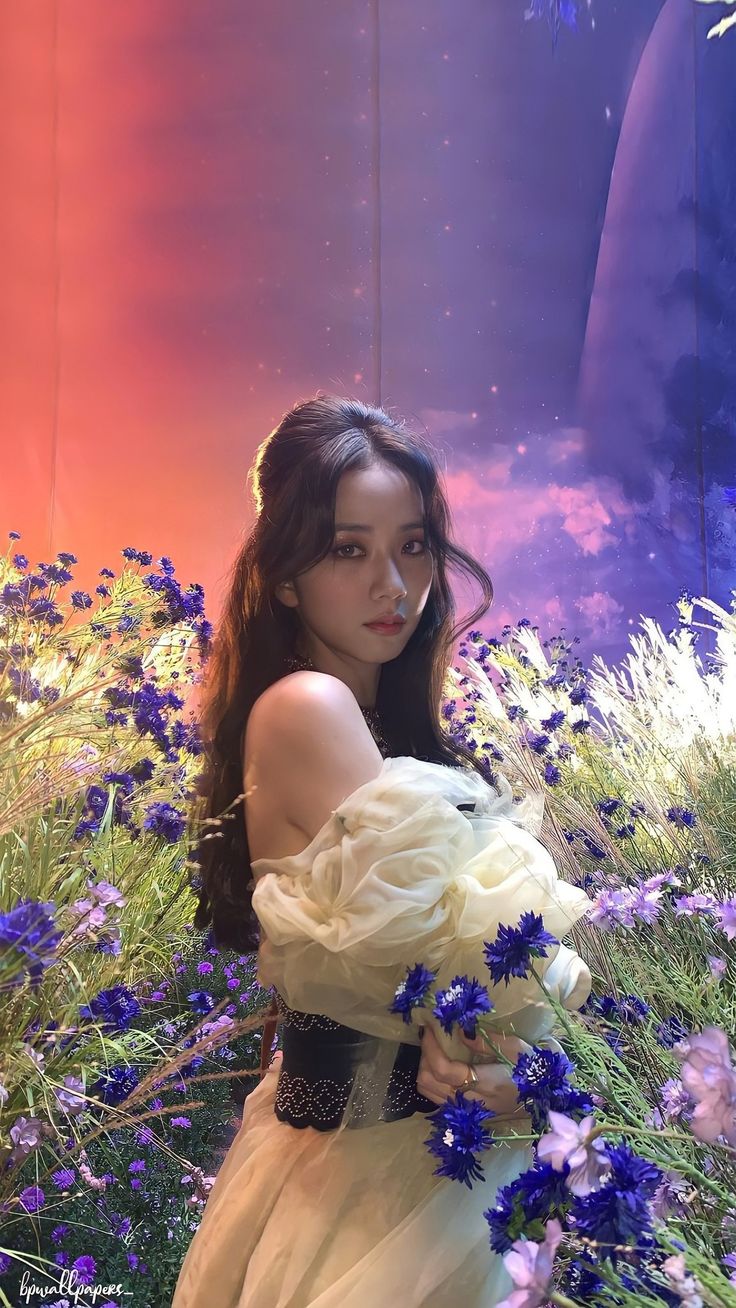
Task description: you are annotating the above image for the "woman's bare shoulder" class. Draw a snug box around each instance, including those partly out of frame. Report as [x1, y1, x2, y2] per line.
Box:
[244, 672, 382, 852]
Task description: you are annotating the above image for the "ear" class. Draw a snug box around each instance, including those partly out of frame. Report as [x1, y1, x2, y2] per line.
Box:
[274, 580, 299, 609]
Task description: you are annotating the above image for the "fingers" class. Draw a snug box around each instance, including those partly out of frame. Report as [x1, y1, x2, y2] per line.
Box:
[459, 1029, 531, 1065]
[418, 1026, 474, 1089]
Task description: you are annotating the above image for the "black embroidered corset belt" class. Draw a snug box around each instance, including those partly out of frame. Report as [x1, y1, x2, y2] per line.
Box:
[273, 989, 438, 1132]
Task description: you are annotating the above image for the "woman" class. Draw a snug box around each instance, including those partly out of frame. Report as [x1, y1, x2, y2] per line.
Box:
[172, 394, 591, 1307]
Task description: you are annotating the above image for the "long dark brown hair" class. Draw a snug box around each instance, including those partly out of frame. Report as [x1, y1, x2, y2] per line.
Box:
[192, 394, 494, 951]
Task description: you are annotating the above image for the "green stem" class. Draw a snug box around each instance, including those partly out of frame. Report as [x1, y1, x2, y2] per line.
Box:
[549, 1294, 581, 1308]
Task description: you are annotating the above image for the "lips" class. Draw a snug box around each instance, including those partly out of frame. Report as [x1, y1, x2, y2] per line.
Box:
[365, 617, 405, 628]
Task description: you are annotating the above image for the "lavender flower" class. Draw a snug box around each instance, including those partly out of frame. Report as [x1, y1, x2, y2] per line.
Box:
[536, 1111, 607, 1195]
[432, 975, 493, 1037]
[498, 1218, 564, 1308]
[484, 912, 558, 986]
[716, 899, 736, 941]
[675, 1027, 736, 1146]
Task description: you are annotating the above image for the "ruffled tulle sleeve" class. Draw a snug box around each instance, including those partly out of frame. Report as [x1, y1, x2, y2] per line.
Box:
[251, 756, 592, 1055]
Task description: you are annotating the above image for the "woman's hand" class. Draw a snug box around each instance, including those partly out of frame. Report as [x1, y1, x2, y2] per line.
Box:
[416, 1025, 532, 1121]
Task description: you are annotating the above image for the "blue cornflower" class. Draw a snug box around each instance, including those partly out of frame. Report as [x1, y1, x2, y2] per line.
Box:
[12, 553, 29, 570]
[389, 963, 436, 1024]
[71, 591, 92, 610]
[656, 1016, 689, 1050]
[540, 710, 566, 731]
[91, 1065, 140, 1105]
[597, 798, 621, 816]
[618, 995, 651, 1024]
[142, 800, 186, 843]
[571, 1142, 661, 1257]
[569, 684, 588, 705]
[483, 911, 558, 987]
[0, 898, 63, 988]
[512, 1046, 593, 1131]
[582, 836, 607, 860]
[432, 975, 493, 1037]
[187, 990, 215, 1014]
[80, 985, 141, 1032]
[40, 561, 73, 584]
[484, 1161, 570, 1252]
[666, 806, 697, 829]
[544, 763, 561, 786]
[426, 1093, 496, 1188]
[525, 730, 551, 755]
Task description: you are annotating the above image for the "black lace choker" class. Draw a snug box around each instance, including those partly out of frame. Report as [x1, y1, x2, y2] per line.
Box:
[284, 652, 389, 757]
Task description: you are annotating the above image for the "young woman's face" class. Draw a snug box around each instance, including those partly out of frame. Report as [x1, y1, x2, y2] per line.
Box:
[281, 463, 435, 673]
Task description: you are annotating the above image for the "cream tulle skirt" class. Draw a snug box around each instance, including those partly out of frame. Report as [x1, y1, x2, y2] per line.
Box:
[171, 1055, 532, 1308]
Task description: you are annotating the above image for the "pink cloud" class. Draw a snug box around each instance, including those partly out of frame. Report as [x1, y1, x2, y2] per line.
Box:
[547, 482, 631, 555]
[575, 591, 624, 639]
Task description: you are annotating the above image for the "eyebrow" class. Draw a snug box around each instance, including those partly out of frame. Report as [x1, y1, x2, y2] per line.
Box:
[334, 520, 425, 532]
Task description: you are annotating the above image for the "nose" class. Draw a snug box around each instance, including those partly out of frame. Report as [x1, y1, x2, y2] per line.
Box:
[372, 554, 408, 601]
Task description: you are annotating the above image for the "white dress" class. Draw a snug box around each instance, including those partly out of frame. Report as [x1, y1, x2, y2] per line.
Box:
[172, 756, 592, 1308]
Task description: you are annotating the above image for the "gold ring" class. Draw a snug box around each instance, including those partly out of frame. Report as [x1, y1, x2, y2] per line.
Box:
[458, 1065, 479, 1093]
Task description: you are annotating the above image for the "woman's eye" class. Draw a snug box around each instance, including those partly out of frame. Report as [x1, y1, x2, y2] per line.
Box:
[332, 540, 426, 559]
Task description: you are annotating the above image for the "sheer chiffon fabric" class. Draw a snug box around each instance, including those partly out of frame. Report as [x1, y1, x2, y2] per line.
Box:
[172, 757, 592, 1307]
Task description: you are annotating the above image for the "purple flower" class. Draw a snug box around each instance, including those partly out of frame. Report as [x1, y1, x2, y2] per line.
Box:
[656, 1015, 689, 1050]
[484, 912, 558, 986]
[658, 1078, 692, 1123]
[543, 764, 560, 787]
[426, 1093, 496, 1188]
[536, 1112, 607, 1196]
[9, 1115, 45, 1157]
[432, 975, 493, 1038]
[498, 1218, 564, 1308]
[627, 887, 662, 925]
[19, 1185, 45, 1212]
[170, 1116, 192, 1128]
[55, 1074, 86, 1115]
[389, 963, 436, 1024]
[673, 893, 717, 917]
[51, 1224, 70, 1243]
[197, 961, 214, 975]
[716, 900, 736, 941]
[73, 1254, 97, 1285]
[51, 1168, 76, 1190]
[675, 1027, 736, 1146]
[589, 888, 635, 931]
[0, 898, 63, 987]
